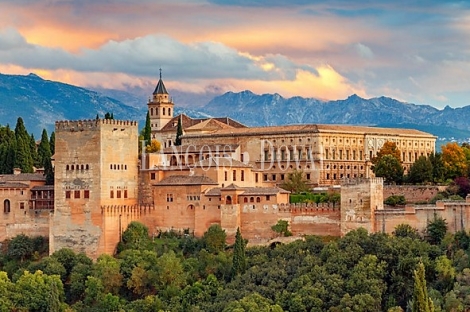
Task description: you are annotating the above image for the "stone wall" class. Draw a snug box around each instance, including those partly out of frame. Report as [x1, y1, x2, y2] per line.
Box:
[384, 185, 446, 203]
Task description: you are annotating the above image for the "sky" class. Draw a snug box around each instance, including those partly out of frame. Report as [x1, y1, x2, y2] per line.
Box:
[1, 0, 470, 108]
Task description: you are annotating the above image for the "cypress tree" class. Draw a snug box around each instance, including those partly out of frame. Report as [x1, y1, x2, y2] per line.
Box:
[412, 261, 434, 312]
[50, 132, 55, 156]
[14, 118, 33, 173]
[143, 111, 151, 146]
[175, 116, 183, 146]
[231, 227, 247, 278]
[37, 129, 51, 167]
[29, 133, 39, 168]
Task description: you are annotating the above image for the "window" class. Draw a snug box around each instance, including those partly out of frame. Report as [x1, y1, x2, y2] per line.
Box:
[306, 173, 311, 180]
[250, 197, 254, 203]
[326, 173, 330, 180]
[255, 173, 259, 183]
[110, 164, 113, 169]
[20, 202, 25, 209]
[256, 197, 261, 203]
[163, 107, 166, 115]
[325, 149, 329, 159]
[124, 190, 128, 198]
[110, 190, 114, 199]
[244, 197, 248, 203]
[266, 195, 270, 201]
[233, 170, 236, 181]
[272, 174, 276, 181]
[71, 165, 74, 170]
[86, 164, 89, 170]
[74, 190, 80, 199]
[263, 174, 268, 181]
[241, 153, 244, 162]
[151, 173, 156, 180]
[281, 150, 286, 160]
[290, 149, 294, 160]
[117, 190, 121, 198]
[281, 174, 285, 180]
[224, 171, 228, 181]
[84, 190, 90, 199]
[168, 108, 171, 116]
[166, 194, 173, 202]
[264, 150, 269, 161]
[241, 170, 244, 181]
[66, 191, 71, 199]
[3, 199, 10, 213]
[298, 149, 302, 160]
[66, 165, 69, 170]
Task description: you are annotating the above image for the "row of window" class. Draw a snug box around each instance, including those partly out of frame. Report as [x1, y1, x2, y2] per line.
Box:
[110, 190, 128, 199]
[65, 190, 90, 199]
[187, 195, 201, 201]
[66, 164, 90, 171]
[110, 164, 128, 170]
[326, 173, 364, 180]
[149, 107, 171, 117]
[224, 170, 245, 182]
[264, 149, 312, 161]
[262, 173, 311, 182]
[325, 149, 363, 161]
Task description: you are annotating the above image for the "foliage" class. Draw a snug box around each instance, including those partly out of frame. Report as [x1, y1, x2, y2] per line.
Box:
[412, 261, 434, 312]
[372, 141, 401, 165]
[202, 225, 227, 253]
[175, 116, 183, 146]
[231, 228, 247, 278]
[452, 177, 470, 198]
[104, 112, 114, 119]
[117, 221, 152, 253]
[290, 192, 329, 204]
[7, 234, 34, 262]
[408, 156, 433, 184]
[393, 224, 420, 240]
[441, 142, 468, 179]
[426, 215, 448, 245]
[142, 111, 151, 146]
[385, 195, 406, 206]
[373, 154, 404, 184]
[271, 220, 292, 237]
[429, 152, 445, 183]
[145, 139, 161, 153]
[280, 169, 310, 194]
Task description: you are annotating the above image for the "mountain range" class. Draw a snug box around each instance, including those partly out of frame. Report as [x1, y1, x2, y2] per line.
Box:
[0, 73, 469, 143]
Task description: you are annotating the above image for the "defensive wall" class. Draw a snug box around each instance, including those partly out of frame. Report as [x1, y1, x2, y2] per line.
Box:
[384, 185, 446, 203]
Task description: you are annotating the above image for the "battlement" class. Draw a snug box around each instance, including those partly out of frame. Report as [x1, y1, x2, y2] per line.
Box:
[55, 119, 137, 132]
[101, 204, 154, 215]
[341, 177, 384, 186]
[221, 202, 339, 213]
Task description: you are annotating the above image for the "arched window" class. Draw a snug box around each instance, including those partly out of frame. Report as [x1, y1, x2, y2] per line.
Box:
[66, 165, 69, 170]
[71, 165, 74, 170]
[150, 107, 154, 115]
[81, 164, 84, 170]
[243, 197, 248, 203]
[168, 108, 171, 116]
[163, 107, 166, 115]
[250, 197, 254, 203]
[3, 199, 10, 213]
[86, 164, 89, 170]
[226, 196, 232, 205]
[256, 197, 261, 203]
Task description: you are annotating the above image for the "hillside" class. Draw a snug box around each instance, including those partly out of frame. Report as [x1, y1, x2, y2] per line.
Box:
[0, 73, 145, 136]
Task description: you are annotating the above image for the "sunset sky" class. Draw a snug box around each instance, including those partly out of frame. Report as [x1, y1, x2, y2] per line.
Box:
[1, 0, 470, 108]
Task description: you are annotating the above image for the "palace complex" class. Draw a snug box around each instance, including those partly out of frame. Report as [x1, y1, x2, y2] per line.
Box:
[2, 74, 470, 259]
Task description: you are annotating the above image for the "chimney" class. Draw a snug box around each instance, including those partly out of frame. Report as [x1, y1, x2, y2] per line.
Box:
[13, 168, 21, 175]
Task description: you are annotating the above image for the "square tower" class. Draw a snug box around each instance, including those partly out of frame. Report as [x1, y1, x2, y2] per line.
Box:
[51, 119, 138, 258]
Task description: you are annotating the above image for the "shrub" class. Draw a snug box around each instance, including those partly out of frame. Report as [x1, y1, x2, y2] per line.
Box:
[384, 195, 406, 206]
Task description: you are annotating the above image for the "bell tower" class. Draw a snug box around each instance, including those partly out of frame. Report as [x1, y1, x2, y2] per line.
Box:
[147, 69, 174, 137]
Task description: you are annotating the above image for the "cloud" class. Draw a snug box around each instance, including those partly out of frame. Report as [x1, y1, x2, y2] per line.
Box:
[354, 43, 374, 59]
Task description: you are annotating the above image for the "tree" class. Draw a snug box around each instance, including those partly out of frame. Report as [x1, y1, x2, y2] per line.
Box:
[49, 131, 55, 156]
[37, 129, 51, 168]
[117, 221, 152, 252]
[452, 176, 470, 198]
[175, 116, 183, 146]
[372, 141, 401, 165]
[412, 261, 434, 312]
[142, 111, 151, 146]
[408, 156, 433, 184]
[231, 227, 247, 278]
[271, 220, 292, 237]
[145, 140, 161, 153]
[384, 195, 406, 206]
[280, 169, 310, 194]
[441, 142, 467, 179]
[426, 214, 447, 245]
[428, 152, 445, 183]
[203, 224, 227, 253]
[104, 112, 114, 120]
[373, 154, 404, 184]
[392, 224, 420, 240]
[7, 234, 34, 262]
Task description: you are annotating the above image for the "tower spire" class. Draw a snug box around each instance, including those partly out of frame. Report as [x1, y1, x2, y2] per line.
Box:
[159, 67, 162, 80]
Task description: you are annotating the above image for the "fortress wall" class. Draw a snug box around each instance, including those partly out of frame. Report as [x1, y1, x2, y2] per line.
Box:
[3, 210, 50, 241]
[375, 202, 470, 234]
[384, 185, 446, 203]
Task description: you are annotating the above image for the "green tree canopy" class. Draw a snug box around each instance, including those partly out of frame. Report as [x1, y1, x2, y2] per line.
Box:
[373, 154, 404, 184]
[280, 169, 310, 194]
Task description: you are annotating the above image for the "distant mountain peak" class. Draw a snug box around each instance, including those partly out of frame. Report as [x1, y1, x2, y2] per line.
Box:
[27, 73, 42, 79]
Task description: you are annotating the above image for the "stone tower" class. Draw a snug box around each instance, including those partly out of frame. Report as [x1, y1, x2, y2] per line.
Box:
[340, 177, 384, 235]
[51, 119, 139, 258]
[148, 70, 174, 137]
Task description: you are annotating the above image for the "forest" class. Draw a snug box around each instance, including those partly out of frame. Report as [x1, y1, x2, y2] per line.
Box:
[0, 218, 469, 312]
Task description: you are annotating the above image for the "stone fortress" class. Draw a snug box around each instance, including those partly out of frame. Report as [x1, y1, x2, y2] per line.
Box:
[1, 73, 470, 258]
